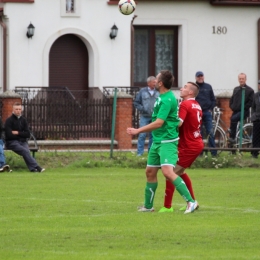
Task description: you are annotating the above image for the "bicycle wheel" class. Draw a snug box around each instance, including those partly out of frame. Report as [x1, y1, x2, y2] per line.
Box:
[213, 125, 226, 149]
[203, 124, 226, 154]
[236, 123, 253, 148]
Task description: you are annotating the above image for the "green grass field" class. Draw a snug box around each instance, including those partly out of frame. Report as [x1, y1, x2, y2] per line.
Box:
[0, 166, 260, 259]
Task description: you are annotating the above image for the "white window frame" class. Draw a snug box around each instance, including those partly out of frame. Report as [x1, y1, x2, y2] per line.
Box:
[60, 0, 81, 17]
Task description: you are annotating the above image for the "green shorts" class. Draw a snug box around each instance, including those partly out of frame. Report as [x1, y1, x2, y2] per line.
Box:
[147, 142, 178, 167]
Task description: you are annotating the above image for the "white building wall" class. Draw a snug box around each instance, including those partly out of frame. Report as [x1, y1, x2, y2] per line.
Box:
[135, 2, 260, 92]
[3, 0, 133, 90]
[1, 1, 260, 92]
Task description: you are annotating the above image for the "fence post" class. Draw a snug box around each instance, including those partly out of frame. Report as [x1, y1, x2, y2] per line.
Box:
[0, 91, 22, 122]
[113, 91, 133, 150]
[110, 88, 117, 158]
[239, 86, 245, 148]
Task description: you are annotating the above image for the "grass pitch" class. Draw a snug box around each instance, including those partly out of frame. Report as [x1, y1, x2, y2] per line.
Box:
[0, 167, 259, 259]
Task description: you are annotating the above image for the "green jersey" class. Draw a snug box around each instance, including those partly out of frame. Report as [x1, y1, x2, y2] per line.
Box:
[151, 90, 179, 143]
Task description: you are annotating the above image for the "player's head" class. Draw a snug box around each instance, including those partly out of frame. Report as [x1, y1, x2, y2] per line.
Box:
[12, 102, 22, 117]
[147, 76, 156, 90]
[156, 70, 174, 90]
[238, 73, 247, 86]
[180, 82, 200, 99]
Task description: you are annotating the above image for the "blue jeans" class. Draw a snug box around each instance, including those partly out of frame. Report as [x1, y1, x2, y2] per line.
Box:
[0, 139, 6, 168]
[137, 116, 152, 155]
[201, 111, 216, 156]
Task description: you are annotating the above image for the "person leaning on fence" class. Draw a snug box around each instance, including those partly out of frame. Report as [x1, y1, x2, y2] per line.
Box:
[0, 117, 12, 173]
[133, 76, 159, 156]
[195, 71, 217, 157]
[250, 80, 260, 158]
[228, 73, 254, 144]
[4, 102, 45, 173]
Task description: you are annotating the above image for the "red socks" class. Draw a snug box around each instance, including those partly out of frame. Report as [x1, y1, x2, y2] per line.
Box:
[163, 173, 195, 208]
[164, 179, 175, 208]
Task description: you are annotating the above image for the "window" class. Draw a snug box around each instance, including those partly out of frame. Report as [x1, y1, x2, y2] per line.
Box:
[133, 26, 178, 87]
[66, 0, 74, 13]
[60, 0, 81, 17]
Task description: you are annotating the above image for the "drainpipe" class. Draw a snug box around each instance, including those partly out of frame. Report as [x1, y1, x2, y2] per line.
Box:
[130, 15, 137, 86]
[0, 12, 7, 92]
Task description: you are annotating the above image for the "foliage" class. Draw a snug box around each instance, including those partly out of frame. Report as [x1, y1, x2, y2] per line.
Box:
[191, 151, 260, 169]
[5, 150, 260, 170]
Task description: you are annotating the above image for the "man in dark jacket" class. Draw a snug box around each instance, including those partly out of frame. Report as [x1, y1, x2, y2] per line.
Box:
[229, 73, 254, 143]
[133, 76, 159, 156]
[4, 102, 45, 172]
[195, 71, 216, 156]
[251, 80, 260, 158]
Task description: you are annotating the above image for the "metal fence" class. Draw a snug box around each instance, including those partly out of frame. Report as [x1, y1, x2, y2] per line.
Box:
[14, 87, 112, 140]
[0, 86, 257, 155]
[1, 87, 235, 141]
[103, 86, 141, 129]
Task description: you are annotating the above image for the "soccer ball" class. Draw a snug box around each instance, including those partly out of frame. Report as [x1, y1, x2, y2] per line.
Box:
[118, 0, 136, 15]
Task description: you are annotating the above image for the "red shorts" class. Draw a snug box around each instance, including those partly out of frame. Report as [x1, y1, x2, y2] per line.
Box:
[177, 146, 204, 169]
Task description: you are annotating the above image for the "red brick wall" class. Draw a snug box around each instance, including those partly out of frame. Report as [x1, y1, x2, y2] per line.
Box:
[1, 97, 22, 122]
[114, 97, 133, 149]
[216, 97, 232, 132]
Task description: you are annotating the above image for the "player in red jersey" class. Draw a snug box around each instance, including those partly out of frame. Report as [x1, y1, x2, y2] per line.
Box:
[159, 82, 204, 213]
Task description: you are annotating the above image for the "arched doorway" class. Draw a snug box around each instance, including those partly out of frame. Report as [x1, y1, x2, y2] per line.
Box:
[49, 34, 89, 96]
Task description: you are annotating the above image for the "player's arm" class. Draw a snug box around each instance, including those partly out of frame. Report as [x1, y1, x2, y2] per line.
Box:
[127, 118, 164, 135]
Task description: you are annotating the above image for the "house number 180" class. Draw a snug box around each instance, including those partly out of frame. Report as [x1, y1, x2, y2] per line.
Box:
[212, 26, 227, 34]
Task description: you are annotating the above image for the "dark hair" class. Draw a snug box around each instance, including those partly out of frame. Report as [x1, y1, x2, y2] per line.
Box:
[159, 70, 174, 89]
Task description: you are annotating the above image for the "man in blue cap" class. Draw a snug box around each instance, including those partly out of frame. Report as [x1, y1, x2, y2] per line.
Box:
[195, 71, 217, 156]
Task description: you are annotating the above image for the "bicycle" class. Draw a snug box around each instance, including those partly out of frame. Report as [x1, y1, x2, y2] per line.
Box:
[202, 107, 253, 154]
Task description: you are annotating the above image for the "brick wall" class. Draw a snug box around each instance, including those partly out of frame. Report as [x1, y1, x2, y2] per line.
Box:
[0, 91, 22, 122]
[114, 94, 133, 149]
[217, 97, 232, 132]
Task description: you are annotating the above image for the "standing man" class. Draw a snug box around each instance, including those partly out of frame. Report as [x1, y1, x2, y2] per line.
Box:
[229, 73, 254, 143]
[127, 70, 198, 214]
[4, 102, 45, 173]
[133, 76, 159, 156]
[250, 80, 260, 158]
[159, 82, 203, 213]
[195, 71, 216, 156]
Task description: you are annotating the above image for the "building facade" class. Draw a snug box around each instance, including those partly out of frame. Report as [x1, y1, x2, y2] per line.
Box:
[0, 0, 260, 94]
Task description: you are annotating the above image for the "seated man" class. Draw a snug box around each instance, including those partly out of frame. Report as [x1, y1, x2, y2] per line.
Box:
[0, 117, 12, 173]
[4, 102, 45, 173]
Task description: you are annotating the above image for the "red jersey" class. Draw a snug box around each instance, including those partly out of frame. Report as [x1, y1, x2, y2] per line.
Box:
[178, 98, 204, 150]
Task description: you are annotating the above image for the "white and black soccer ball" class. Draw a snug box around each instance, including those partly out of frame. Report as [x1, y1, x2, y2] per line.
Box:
[118, 0, 136, 15]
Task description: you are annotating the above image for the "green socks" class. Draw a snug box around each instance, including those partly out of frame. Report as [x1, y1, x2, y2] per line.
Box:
[173, 176, 194, 202]
[144, 182, 158, 209]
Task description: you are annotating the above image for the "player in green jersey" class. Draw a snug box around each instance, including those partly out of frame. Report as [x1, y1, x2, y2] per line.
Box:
[127, 70, 198, 214]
